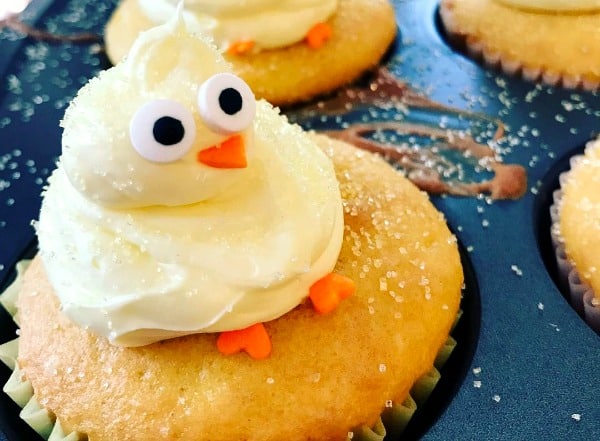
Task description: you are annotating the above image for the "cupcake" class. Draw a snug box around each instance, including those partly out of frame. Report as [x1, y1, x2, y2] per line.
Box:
[0, 12, 462, 441]
[551, 137, 600, 333]
[104, 0, 397, 106]
[439, 0, 600, 90]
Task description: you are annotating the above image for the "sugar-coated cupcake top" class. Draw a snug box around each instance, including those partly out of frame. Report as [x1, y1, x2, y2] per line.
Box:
[137, 0, 337, 51]
[495, 0, 600, 11]
[36, 11, 344, 347]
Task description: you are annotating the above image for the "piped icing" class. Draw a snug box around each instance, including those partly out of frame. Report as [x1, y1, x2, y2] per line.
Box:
[36, 12, 344, 347]
[494, 0, 600, 11]
[136, 0, 338, 51]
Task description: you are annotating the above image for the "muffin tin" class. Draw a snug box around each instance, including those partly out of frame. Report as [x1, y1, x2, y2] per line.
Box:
[0, 0, 599, 439]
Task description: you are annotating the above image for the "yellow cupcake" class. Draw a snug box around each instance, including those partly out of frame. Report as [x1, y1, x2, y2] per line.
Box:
[5, 13, 462, 441]
[439, 0, 600, 90]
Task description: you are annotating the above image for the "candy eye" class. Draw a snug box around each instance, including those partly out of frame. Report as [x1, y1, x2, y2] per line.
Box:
[197, 73, 256, 135]
[129, 99, 196, 163]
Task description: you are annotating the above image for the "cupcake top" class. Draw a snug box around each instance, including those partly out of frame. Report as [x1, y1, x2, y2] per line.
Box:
[137, 0, 337, 51]
[559, 137, 600, 297]
[494, 0, 600, 11]
[36, 12, 344, 347]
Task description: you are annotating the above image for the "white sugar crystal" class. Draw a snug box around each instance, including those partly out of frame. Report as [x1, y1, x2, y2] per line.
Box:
[308, 372, 321, 383]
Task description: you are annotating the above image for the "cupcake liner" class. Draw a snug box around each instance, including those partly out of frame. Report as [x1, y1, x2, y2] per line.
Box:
[458, 36, 599, 92]
[0, 261, 458, 441]
[0, 259, 30, 320]
[0, 261, 84, 441]
[550, 163, 600, 334]
[0, 339, 82, 441]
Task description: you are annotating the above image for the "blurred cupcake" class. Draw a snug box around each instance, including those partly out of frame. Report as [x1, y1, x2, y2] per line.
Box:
[439, 0, 600, 90]
[104, 0, 397, 106]
[550, 136, 600, 333]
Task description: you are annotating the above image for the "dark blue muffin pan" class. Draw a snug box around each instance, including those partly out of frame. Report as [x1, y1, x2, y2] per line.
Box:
[0, 1, 599, 439]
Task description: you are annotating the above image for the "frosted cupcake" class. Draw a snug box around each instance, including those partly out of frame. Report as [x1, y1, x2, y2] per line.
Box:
[0, 11, 462, 441]
[551, 136, 600, 333]
[439, 0, 600, 90]
[104, 0, 397, 106]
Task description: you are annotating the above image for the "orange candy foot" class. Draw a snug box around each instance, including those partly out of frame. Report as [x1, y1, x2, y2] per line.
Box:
[226, 39, 255, 56]
[217, 323, 272, 359]
[305, 22, 332, 49]
[309, 273, 355, 315]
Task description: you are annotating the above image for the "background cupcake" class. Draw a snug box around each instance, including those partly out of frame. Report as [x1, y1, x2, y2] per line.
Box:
[439, 0, 600, 90]
[104, 0, 397, 106]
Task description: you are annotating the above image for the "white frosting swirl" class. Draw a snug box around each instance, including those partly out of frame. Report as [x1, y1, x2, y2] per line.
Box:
[36, 15, 343, 346]
[136, 0, 338, 50]
[494, 0, 600, 11]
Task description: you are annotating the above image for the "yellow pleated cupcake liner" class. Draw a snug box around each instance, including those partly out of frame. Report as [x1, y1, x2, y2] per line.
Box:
[0, 260, 458, 441]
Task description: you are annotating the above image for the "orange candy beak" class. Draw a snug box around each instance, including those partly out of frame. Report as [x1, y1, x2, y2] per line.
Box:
[197, 134, 247, 169]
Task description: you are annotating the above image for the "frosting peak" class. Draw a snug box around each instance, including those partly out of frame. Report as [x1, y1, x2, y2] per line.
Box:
[38, 15, 344, 347]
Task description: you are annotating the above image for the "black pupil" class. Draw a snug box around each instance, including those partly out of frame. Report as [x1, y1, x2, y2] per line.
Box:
[153, 116, 185, 146]
[219, 88, 243, 115]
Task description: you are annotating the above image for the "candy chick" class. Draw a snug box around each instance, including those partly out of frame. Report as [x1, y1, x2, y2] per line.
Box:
[37, 10, 353, 359]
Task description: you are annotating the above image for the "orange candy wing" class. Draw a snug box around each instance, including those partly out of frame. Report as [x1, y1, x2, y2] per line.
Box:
[226, 40, 255, 56]
[217, 323, 272, 359]
[305, 22, 332, 49]
[309, 273, 355, 314]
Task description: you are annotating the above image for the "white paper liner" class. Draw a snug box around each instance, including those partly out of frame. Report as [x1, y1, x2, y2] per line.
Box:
[0, 338, 83, 441]
[550, 161, 600, 334]
[0, 261, 457, 441]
